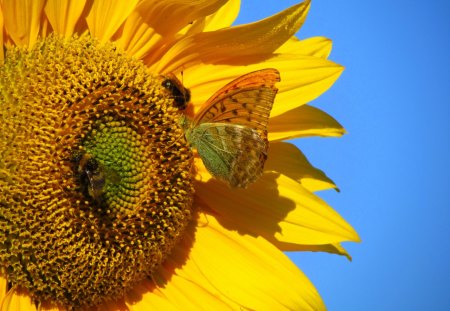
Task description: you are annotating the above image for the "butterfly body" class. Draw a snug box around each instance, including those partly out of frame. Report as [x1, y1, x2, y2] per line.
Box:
[183, 68, 280, 188]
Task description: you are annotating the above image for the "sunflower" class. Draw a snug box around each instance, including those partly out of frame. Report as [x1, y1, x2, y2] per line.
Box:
[0, 0, 359, 310]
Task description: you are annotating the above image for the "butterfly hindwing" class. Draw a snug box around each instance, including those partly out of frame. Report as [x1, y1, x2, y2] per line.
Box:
[188, 123, 268, 188]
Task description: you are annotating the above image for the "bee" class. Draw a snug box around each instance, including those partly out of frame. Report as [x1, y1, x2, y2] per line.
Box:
[161, 73, 191, 110]
[77, 153, 107, 202]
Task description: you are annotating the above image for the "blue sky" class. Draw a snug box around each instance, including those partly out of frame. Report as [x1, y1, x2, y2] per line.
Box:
[236, 1, 450, 310]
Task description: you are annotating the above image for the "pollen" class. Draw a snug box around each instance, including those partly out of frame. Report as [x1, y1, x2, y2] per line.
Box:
[0, 35, 194, 308]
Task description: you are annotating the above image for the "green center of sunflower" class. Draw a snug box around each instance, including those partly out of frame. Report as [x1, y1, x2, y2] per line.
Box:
[0, 35, 194, 308]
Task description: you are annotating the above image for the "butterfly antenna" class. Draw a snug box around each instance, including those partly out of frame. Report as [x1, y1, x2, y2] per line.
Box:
[166, 129, 186, 149]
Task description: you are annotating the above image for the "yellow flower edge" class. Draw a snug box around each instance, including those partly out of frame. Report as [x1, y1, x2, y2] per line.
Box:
[0, 0, 360, 310]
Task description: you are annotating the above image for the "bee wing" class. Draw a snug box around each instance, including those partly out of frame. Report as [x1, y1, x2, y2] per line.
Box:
[85, 169, 105, 201]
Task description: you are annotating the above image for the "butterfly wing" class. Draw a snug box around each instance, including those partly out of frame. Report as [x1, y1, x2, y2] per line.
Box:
[188, 123, 268, 188]
[187, 68, 280, 188]
[192, 68, 280, 134]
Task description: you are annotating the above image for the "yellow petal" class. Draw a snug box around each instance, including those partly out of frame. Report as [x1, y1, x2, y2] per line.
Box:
[126, 279, 177, 311]
[0, 6, 4, 62]
[266, 142, 337, 192]
[44, 0, 86, 37]
[126, 272, 233, 310]
[300, 177, 338, 193]
[177, 0, 239, 36]
[2, 0, 45, 47]
[139, 0, 229, 36]
[273, 58, 344, 117]
[0, 272, 7, 304]
[276, 36, 333, 59]
[37, 300, 66, 311]
[119, 0, 228, 61]
[193, 214, 325, 310]
[269, 104, 345, 141]
[202, 0, 240, 31]
[153, 0, 311, 73]
[39, 15, 50, 39]
[195, 173, 360, 246]
[114, 8, 162, 60]
[280, 242, 352, 260]
[160, 214, 325, 310]
[184, 54, 341, 120]
[192, 156, 214, 183]
[95, 299, 128, 311]
[85, 0, 139, 43]
[0, 286, 36, 311]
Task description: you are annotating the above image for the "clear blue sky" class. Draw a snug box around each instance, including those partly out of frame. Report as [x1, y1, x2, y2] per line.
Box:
[236, 1, 450, 310]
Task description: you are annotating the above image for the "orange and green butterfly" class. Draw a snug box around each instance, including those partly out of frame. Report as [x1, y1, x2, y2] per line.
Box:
[180, 68, 280, 188]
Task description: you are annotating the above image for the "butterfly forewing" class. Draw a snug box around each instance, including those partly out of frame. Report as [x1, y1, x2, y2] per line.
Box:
[192, 69, 280, 133]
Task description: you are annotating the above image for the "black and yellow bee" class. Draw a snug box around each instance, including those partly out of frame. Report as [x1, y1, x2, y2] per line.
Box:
[161, 73, 191, 110]
[77, 153, 106, 202]
[75, 152, 120, 203]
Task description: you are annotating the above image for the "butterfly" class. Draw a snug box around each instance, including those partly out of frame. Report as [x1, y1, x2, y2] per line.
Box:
[182, 68, 280, 188]
[161, 73, 191, 110]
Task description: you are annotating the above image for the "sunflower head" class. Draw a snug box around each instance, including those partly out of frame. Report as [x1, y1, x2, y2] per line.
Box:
[0, 1, 360, 310]
[0, 35, 195, 308]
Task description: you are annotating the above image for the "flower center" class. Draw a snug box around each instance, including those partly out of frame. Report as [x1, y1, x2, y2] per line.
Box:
[0, 35, 194, 308]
